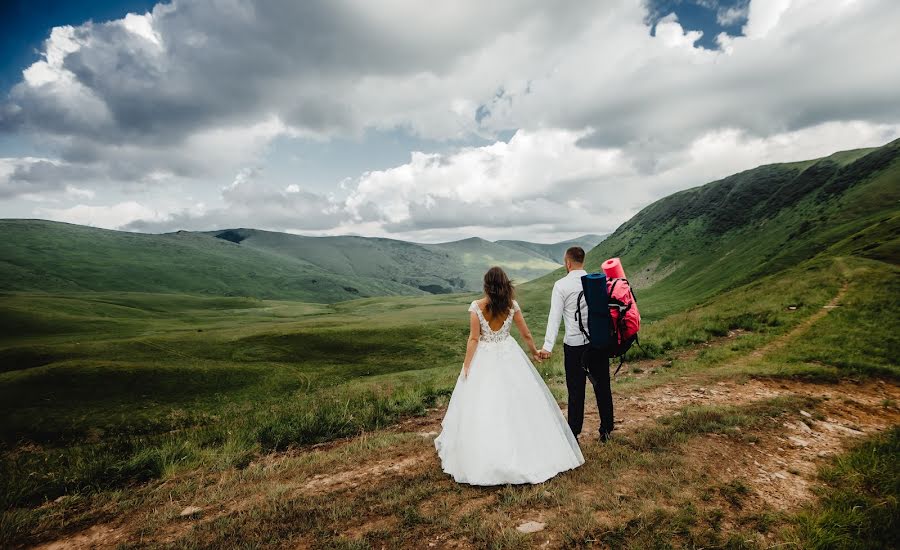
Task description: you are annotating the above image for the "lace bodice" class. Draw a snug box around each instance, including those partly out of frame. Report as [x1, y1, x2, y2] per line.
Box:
[469, 300, 519, 343]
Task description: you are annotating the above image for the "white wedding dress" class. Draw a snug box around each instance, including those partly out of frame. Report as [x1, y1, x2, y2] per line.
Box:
[434, 300, 584, 485]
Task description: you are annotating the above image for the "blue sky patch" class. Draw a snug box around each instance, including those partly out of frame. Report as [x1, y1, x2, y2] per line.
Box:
[645, 0, 749, 50]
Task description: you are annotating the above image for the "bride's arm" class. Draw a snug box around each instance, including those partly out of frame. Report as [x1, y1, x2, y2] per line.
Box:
[512, 307, 541, 361]
[463, 311, 480, 378]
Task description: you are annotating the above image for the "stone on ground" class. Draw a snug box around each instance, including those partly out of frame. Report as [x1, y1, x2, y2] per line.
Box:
[516, 521, 546, 534]
[180, 506, 203, 518]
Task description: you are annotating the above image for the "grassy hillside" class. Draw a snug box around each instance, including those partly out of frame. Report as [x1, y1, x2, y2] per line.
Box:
[421, 237, 561, 285]
[206, 229, 581, 293]
[524, 139, 900, 321]
[495, 233, 607, 263]
[0, 221, 587, 302]
[0, 220, 423, 303]
[209, 229, 469, 294]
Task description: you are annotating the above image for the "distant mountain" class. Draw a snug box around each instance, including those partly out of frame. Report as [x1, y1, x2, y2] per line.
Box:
[0, 221, 598, 302]
[204, 228, 469, 295]
[201, 231, 611, 293]
[496, 234, 607, 263]
[0, 221, 419, 302]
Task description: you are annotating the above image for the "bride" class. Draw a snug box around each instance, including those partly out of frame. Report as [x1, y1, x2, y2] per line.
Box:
[435, 267, 584, 485]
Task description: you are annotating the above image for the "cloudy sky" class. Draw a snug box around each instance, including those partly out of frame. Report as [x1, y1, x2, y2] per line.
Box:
[1, 0, 898, 243]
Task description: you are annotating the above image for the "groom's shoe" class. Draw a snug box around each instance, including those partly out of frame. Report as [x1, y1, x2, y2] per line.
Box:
[599, 431, 612, 443]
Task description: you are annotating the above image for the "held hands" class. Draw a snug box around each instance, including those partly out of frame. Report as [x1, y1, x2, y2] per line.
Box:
[538, 349, 552, 361]
[531, 348, 551, 363]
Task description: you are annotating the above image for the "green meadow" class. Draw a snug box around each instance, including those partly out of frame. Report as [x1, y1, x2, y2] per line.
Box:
[2, 254, 895, 514]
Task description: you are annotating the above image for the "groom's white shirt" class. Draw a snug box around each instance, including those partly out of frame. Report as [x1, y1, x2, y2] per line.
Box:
[542, 269, 590, 352]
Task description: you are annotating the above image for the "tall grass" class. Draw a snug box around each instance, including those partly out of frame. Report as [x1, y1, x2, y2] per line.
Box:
[0, 383, 453, 509]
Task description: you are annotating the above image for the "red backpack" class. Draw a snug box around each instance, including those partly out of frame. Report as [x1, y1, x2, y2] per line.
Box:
[576, 276, 642, 375]
[607, 278, 641, 366]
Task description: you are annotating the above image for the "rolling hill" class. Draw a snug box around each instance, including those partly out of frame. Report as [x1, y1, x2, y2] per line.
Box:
[204, 229, 602, 293]
[496, 233, 607, 263]
[0, 220, 602, 301]
[524, 138, 900, 320]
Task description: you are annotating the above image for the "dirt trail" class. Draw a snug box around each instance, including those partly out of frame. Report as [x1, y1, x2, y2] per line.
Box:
[745, 281, 848, 362]
[28, 283, 899, 549]
[33, 378, 897, 550]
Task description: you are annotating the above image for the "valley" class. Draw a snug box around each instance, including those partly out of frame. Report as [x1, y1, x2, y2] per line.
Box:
[1, 140, 898, 548]
[0, 221, 603, 302]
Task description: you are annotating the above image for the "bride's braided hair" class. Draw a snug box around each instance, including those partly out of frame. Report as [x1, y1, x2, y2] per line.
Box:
[483, 266, 515, 318]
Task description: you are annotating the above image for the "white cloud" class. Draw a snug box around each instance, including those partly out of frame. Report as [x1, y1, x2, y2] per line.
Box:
[477, 0, 900, 151]
[655, 14, 705, 49]
[718, 4, 750, 26]
[37, 201, 168, 228]
[65, 185, 95, 199]
[121, 12, 162, 46]
[345, 128, 624, 231]
[743, 0, 792, 38]
[21, 26, 81, 87]
[123, 168, 345, 233]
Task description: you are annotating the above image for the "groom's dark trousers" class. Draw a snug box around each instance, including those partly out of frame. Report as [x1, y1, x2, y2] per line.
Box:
[563, 344, 614, 437]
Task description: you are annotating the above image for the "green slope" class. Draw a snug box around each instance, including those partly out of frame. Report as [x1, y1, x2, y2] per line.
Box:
[207, 229, 468, 294]
[495, 233, 608, 263]
[523, 139, 900, 321]
[0, 221, 578, 302]
[422, 237, 561, 286]
[204, 229, 565, 293]
[0, 220, 422, 303]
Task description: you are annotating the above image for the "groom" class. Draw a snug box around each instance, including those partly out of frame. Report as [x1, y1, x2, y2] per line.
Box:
[538, 247, 614, 442]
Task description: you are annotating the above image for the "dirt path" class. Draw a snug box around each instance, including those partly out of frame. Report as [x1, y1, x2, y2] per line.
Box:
[33, 377, 897, 550]
[745, 281, 848, 362]
[28, 283, 899, 549]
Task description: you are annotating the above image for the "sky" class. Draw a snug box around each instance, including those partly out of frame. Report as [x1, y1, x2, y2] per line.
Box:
[1, 0, 898, 243]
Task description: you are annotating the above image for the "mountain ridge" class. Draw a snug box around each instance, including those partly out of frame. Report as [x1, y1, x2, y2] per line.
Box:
[521, 138, 899, 319]
[0, 220, 603, 301]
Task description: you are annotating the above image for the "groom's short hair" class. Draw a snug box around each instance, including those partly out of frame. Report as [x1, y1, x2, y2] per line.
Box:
[565, 246, 585, 264]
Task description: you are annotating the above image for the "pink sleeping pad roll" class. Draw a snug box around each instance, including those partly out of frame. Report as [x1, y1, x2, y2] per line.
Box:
[602, 257, 626, 279]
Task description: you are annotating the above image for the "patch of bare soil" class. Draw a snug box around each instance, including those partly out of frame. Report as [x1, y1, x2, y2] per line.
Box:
[693, 380, 897, 512]
[629, 258, 682, 289]
[301, 454, 429, 496]
[30, 525, 127, 550]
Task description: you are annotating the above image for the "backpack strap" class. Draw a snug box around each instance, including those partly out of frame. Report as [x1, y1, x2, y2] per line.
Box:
[575, 291, 590, 344]
[612, 334, 643, 377]
[613, 355, 625, 376]
[608, 278, 620, 298]
[610, 277, 639, 306]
